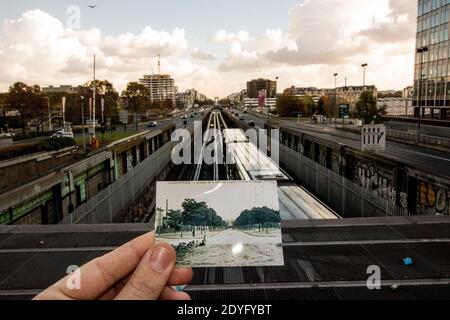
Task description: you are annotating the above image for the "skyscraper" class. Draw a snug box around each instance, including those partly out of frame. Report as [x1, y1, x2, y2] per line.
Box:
[414, 0, 450, 120]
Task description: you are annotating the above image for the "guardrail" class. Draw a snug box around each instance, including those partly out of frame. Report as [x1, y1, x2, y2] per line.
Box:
[337, 125, 450, 150]
[387, 129, 450, 149]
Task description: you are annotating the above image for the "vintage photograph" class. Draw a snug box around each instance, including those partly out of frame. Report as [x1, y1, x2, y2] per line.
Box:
[155, 181, 284, 267]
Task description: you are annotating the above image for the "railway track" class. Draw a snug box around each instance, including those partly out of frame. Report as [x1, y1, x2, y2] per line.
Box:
[192, 110, 228, 181]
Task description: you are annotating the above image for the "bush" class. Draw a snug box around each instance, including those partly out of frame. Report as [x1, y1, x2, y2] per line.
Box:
[0, 138, 75, 161]
[276, 95, 305, 117]
[37, 137, 75, 151]
[13, 131, 57, 142]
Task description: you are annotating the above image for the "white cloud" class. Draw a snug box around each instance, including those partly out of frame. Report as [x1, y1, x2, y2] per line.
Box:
[0, 9, 205, 95]
[214, 29, 251, 43]
[0, 1, 419, 98]
[191, 47, 216, 61]
[217, 0, 416, 91]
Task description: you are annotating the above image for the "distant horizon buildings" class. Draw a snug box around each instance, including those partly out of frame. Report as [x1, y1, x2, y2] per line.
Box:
[42, 85, 81, 94]
[284, 84, 377, 113]
[176, 88, 209, 109]
[377, 97, 414, 116]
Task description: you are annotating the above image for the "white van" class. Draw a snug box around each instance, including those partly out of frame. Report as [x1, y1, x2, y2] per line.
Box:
[51, 131, 74, 139]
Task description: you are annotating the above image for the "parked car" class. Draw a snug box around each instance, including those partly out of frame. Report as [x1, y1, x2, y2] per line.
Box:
[51, 131, 74, 139]
[85, 119, 99, 126]
[181, 115, 188, 120]
[0, 132, 15, 138]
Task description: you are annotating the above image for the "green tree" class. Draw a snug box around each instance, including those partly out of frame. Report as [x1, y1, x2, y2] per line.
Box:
[166, 209, 183, 229]
[276, 94, 304, 117]
[0, 92, 7, 105]
[302, 95, 316, 116]
[121, 82, 148, 129]
[317, 95, 335, 116]
[355, 91, 386, 124]
[181, 199, 226, 228]
[85, 80, 120, 122]
[234, 207, 281, 231]
[6, 82, 43, 133]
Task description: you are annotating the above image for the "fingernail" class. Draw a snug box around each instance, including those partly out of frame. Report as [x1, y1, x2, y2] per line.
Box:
[149, 247, 172, 273]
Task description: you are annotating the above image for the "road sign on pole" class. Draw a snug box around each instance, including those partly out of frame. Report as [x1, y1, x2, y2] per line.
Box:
[101, 98, 105, 125]
[119, 110, 129, 124]
[339, 104, 349, 119]
[361, 124, 386, 152]
[62, 97, 66, 130]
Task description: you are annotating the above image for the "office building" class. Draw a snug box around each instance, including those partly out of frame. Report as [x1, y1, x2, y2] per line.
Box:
[139, 74, 176, 104]
[42, 85, 80, 94]
[247, 78, 277, 98]
[377, 97, 414, 116]
[176, 89, 208, 109]
[414, 0, 450, 119]
[283, 86, 325, 104]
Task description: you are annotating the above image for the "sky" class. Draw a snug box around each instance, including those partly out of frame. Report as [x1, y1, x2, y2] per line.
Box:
[0, 0, 417, 98]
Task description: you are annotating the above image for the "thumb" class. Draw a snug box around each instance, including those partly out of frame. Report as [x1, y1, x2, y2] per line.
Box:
[116, 243, 176, 300]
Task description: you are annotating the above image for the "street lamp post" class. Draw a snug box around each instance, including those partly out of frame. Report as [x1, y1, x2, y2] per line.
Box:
[80, 96, 86, 152]
[362, 63, 368, 91]
[416, 47, 428, 144]
[334, 73, 338, 128]
[43, 97, 51, 131]
[92, 54, 97, 140]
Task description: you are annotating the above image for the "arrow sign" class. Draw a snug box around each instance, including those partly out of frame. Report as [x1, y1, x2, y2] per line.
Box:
[361, 124, 386, 152]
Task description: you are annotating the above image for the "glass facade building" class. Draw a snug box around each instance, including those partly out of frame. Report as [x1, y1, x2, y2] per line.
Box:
[414, 0, 450, 119]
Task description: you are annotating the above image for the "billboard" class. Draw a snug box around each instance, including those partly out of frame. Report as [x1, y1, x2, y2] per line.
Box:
[258, 89, 266, 110]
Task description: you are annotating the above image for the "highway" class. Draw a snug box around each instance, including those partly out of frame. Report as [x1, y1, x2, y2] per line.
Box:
[73, 112, 203, 140]
[234, 110, 450, 179]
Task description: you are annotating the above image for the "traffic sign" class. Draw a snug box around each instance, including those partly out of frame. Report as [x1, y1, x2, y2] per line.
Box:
[119, 110, 128, 124]
[361, 125, 386, 152]
[339, 104, 349, 119]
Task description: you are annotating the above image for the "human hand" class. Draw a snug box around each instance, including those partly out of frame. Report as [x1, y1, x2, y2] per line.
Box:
[34, 232, 192, 300]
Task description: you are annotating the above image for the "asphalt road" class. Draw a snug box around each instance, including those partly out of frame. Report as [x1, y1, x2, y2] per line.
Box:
[208, 229, 281, 245]
[73, 113, 204, 140]
[233, 110, 450, 179]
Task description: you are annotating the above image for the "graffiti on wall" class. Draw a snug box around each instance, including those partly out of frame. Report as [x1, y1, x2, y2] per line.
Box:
[418, 181, 450, 215]
[319, 146, 328, 167]
[353, 161, 396, 205]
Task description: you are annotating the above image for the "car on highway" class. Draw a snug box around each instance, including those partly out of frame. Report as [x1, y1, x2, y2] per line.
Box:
[239, 115, 245, 121]
[190, 114, 195, 118]
[51, 131, 74, 139]
[0, 132, 15, 138]
[248, 120, 256, 127]
[148, 121, 158, 128]
[181, 115, 188, 120]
